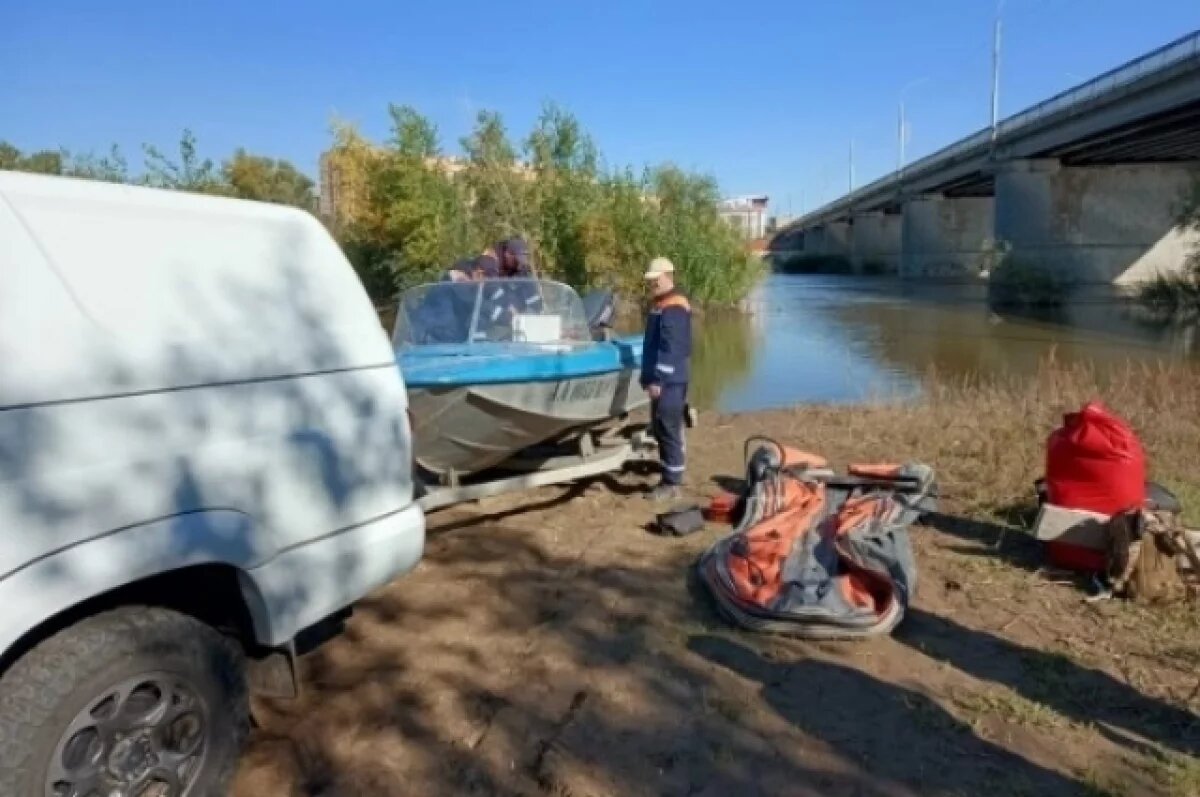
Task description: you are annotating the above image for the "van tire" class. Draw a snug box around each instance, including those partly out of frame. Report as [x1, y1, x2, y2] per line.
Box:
[0, 607, 249, 797]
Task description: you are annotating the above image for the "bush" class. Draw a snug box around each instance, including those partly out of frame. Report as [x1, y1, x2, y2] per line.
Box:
[1135, 271, 1200, 319]
[324, 104, 762, 307]
[988, 254, 1071, 309]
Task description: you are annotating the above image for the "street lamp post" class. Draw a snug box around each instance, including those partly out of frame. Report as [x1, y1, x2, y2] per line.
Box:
[991, 0, 1004, 146]
[897, 77, 930, 174]
[849, 138, 855, 192]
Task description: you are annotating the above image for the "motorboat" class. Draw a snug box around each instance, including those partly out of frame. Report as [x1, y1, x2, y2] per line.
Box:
[392, 277, 648, 482]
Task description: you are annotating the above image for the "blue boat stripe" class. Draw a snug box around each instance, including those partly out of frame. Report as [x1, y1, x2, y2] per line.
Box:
[399, 335, 644, 387]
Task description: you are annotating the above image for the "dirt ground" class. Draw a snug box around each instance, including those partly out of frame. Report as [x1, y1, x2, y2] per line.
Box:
[231, 406, 1200, 797]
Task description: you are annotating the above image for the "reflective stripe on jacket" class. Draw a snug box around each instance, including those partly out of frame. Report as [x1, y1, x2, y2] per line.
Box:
[641, 290, 692, 386]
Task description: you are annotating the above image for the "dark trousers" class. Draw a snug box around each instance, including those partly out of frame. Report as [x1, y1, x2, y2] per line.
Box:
[651, 383, 688, 485]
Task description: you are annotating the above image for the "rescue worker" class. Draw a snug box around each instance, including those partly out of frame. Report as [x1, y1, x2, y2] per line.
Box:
[412, 266, 473, 343]
[469, 252, 511, 337]
[640, 256, 692, 501]
[496, 236, 533, 278]
[474, 237, 544, 334]
[492, 236, 545, 316]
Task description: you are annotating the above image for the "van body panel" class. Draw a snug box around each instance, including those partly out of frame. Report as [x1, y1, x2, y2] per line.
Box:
[0, 171, 394, 408]
[0, 172, 424, 657]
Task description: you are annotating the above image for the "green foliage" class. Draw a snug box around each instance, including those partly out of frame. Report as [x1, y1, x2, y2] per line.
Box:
[223, 149, 315, 208]
[142, 129, 224, 193]
[1, 141, 128, 183]
[4, 131, 314, 213]
[387, 104, 439, 159]
[0, 142, 20, 170]
[525, 104, 602, 286]
[461, 110, 531, 250]
[65, 145, 130, 183]
[326, 101, 761, 307]
[1135, 271, 1200, 319]
[988, 254, 1070, 309]
[646, 165, 763, 305]
[1137, 173, 1200, 317]
[0, 143, 65, 175]
[2, 102, 764, 309]
[329, 109, 471, 297]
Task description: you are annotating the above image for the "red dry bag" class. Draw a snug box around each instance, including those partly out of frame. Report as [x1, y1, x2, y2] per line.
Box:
[1045, 402, 1146, 516]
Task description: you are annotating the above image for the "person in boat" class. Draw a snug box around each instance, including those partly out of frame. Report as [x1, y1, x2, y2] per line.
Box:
[640, 256, 692, 502]
[467, 237, 547, 339]
[410, 265, 475, 343]
[468, 252, 514, 338]
[482, 236, 545, 316]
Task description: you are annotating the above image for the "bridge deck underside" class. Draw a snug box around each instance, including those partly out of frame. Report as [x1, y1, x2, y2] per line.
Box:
[1049, 98, 1200, 165]
[859, 98, 1200, 210]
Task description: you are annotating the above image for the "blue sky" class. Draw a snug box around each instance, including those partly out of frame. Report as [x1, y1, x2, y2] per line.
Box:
[3, 1, 1197, 215]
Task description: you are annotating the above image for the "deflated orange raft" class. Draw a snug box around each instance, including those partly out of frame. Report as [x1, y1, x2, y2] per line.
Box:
[696, 437, 937, 639]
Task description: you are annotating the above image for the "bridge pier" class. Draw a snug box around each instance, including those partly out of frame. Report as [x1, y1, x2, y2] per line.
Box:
[795, 225, 823, 256]
[825, 220, 851, 259]
[900, 195, 995, 279]
[850, 211, 902, 274]
[995, 159, 1200, 285]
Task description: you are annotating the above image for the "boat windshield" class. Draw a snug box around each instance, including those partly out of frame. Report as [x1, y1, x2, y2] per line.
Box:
[392, 278, 593, 348]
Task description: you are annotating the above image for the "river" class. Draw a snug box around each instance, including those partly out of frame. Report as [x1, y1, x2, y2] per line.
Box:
[689, 273, 1199, 413]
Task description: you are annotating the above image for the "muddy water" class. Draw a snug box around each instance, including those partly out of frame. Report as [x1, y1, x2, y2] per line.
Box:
[691, 274, 1199, 412]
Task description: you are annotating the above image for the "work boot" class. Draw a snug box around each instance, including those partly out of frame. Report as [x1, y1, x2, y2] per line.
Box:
[646, 483, 682, 502]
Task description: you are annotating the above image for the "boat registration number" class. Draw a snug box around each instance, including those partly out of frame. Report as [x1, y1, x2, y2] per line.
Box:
[551, 374, 620, 403]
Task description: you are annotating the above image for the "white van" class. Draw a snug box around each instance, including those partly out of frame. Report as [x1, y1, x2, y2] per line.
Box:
[0, 172, 425, 795]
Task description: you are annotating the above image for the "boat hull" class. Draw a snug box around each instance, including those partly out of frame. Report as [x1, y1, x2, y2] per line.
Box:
[408, 368, 648, 477]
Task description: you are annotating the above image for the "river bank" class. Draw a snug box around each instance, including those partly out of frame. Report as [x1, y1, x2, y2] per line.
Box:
[232, 360, 1200, 796]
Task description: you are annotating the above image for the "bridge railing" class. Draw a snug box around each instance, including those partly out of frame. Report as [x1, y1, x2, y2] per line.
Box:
[997, 29, 1200, 137]
[791, 29, 1200, 229]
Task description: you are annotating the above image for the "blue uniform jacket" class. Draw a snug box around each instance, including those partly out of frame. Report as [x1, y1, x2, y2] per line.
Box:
[505, 272, 544, 315]
[641, 290, 692, 387]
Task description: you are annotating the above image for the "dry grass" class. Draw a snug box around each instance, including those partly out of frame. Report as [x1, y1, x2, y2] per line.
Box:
[850, 354, 1200, 524]
[951, 687, 1071, 730]
[1155, 752, 1200, 797]
[230, 356, 1200, 796]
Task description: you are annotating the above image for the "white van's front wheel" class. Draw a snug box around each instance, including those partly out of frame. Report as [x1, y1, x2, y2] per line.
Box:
[0, 607, 249, 797]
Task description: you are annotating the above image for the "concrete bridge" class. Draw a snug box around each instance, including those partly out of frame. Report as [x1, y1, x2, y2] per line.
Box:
[772, 31, 1200, 286]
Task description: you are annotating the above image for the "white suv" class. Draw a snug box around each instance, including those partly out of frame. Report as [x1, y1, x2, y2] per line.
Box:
[0, 172, 426, 796]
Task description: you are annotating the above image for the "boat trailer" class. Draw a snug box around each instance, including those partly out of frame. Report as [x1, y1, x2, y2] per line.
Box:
[414, 420, 658, 512]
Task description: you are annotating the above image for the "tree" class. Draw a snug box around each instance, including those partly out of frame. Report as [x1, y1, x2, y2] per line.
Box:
[222, 149, 315, 209]
[142, 129, 223, 194]
[0, 142, 21, 170]
[330, 112, 469, 300]
[65, 145, 129, 183]
[524, 104, 602, 286]
[367, 107, 466, 286]
[387, 104, 439, 160]
[20, 150, 65, 175]
[1, 140, 128, 183]
[461, 110, 531, 249]
[526, 103, 597, 177]
[0, 142, 65, 175]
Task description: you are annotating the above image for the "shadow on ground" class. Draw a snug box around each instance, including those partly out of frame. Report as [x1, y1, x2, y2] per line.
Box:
[688, 634, 1086, 795]
[897, 608, 1200, 758]
[920, 508, 1046, 573]
[227, 471, 1195, 797]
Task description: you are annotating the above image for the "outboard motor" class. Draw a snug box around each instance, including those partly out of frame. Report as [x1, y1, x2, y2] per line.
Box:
[581, 288, 617, 341]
